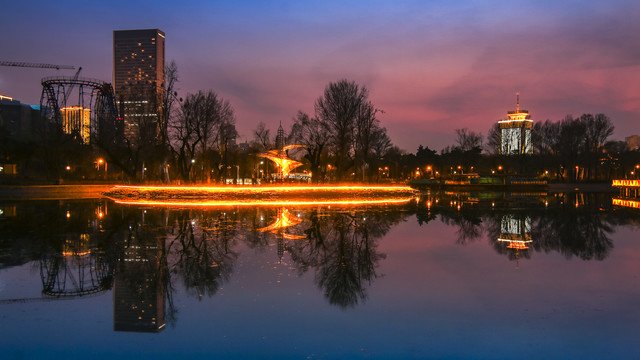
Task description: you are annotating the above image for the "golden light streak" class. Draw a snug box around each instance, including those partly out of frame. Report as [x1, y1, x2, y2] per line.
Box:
[105, 185, 416, 207]
[110, 185, 414, 192]
[110, 198, 412, 207]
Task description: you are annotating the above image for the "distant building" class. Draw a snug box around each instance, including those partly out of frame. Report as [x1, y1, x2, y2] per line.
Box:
[113, 29, 165, 143]
[626, 135, 640, 151]
[61, 106, 91, 144]
[275, 122, 286, 149]
[499, 94, 533, 155]
[0, 95, 42, 142]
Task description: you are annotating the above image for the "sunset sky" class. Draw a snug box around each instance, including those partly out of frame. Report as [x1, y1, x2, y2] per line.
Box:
[1, 0, 639, 151]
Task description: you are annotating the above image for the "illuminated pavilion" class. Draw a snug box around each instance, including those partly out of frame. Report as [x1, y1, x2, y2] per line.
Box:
[257, 124, 307, 181]
[499, 93, 533, 155]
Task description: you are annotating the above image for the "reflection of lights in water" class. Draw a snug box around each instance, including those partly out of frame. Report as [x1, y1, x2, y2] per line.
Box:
[497, 239, 532, 250]
[257, 209, 303, 234]
[612, 198, 640, 209]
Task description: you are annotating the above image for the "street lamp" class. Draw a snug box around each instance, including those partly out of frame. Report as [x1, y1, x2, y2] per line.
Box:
[96, 158, 107, 178]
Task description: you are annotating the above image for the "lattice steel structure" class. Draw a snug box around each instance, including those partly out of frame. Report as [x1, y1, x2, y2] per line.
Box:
[39, 244, 115, 298]
[40, 76, 119, 143]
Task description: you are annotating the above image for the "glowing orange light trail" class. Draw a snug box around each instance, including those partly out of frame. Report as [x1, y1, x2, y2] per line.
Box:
[111, 185, 414, 192]
[110, 198, 412, 207]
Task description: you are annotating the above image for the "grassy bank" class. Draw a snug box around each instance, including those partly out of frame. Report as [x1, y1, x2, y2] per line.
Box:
[0, 185, 117, 200]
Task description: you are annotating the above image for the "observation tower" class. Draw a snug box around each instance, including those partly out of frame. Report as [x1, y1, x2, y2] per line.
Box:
[499, 93, 533, 155]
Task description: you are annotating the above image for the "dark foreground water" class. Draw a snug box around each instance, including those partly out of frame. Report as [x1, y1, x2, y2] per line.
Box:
[1, 192, 639, 359]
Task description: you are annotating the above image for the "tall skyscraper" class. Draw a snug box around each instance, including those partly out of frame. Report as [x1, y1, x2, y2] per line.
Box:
[113, 29, 165, 143]
[498, 94, 533, 155]
[114, 227, 166, 333]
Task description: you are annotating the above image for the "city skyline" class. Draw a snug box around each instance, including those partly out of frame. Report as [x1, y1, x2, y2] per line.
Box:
[1, 0, 639, 151]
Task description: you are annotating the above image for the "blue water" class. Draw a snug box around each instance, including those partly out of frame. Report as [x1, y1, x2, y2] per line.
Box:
[0, 194, 638, 359]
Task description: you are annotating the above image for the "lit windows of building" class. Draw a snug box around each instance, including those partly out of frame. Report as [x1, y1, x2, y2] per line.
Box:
[113, 29, 165, 144]
[61, 106, 91, 144]
[499, 94, 533, 155]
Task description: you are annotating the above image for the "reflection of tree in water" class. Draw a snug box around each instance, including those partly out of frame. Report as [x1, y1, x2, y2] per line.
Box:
[287, 207, 408, 309]
[168, 210, 239, 300]
[414, 193, 619, 262]
[439, 209, 484, 245]
[531, 194, 614, 261]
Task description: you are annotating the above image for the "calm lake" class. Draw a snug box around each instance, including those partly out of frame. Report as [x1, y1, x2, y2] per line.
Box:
[1, 192, 639, 359]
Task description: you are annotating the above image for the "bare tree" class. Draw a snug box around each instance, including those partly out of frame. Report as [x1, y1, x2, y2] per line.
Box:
[170, 90, 236, 182]
[290, 111, 330, 183]
[485, 123, 501, 155]
[455, 128, 483, 151]
[253, 122, 272, 150]
[315, 79, 368, 180]
[354, 104, 383, 182]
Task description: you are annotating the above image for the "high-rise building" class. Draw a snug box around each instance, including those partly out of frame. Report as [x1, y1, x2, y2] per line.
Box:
[61, 106, 91, 144]
[114, 230, 165, 333]
[113, 29, 165, 143]
[499, 94, 533, 155]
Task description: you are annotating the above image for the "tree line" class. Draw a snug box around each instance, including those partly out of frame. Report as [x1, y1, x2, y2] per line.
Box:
[407, 113, 638, 182]
[1, 59, 638, 184]
[95, 73, 396, 184]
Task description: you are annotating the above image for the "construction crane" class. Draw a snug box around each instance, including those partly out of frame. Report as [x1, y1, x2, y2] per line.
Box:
[0, 61, 75, 70]
[1, 61, 82, 106]
[62, 66, 83, 106]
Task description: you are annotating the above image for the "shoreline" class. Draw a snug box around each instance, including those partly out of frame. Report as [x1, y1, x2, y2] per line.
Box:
[0, 184, 117, 200]
[0, 182, 618, 200]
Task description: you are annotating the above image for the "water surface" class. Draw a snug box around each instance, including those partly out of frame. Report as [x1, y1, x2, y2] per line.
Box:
[1, 193, 638, 359]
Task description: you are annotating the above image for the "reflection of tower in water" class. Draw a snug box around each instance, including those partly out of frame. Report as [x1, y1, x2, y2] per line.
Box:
[257, 208, 306, 264]
[114, 221, 166, 333]
[497, 214, 533, 266]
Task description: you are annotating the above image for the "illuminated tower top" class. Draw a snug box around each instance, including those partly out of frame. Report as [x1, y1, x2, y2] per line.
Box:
[275, 122, 285, 150]
[499, 93, 533, 155]
[505, 93, 532, 121]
